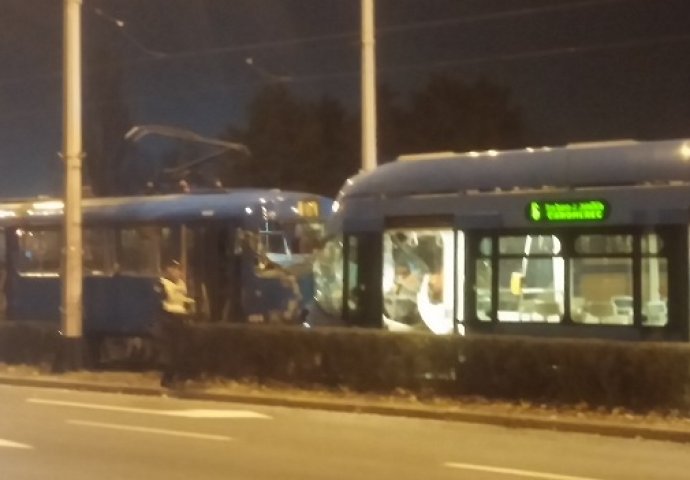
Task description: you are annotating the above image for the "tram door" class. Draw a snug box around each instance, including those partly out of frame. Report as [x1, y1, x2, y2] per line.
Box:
[344, 233, 382, 327]
[183, 225, 241, 322]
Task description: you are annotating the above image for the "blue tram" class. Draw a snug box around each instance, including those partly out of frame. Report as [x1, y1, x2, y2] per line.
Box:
[0, 190, 332, 341]
[311, 139, 690, 341]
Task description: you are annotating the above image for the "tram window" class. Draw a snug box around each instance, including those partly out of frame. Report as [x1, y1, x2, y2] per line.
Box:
[479, 237, 492, 256]
[260, 232, 288, 255]
[15, 229, 60, 276]
[160, 227, 181, 266]
[499, 235, 561, 255]
[313, 236, 343, 316]
[575, 234, 632, 254]
[475, 258, 492, 322]
[346, 236, 360, 315]
[641, 233, 664, 254]
[254, 231, 290, 274]
[383, 228, 454, 334]
[494, 235, 564, 323]
[641, 257, 668, 327]
[456, 232, 465, 329]
[290, 222, 324, 255]
[641, 234, 666, 327]
[117, 227, 172, 275]
[570, 258, 633, 325]
[474, 236, 492, 322]
[475, 232, 668, 328]
[497, 257, 565, 323]
[254, 223, 324, 272]
[84, 229, 115, 276]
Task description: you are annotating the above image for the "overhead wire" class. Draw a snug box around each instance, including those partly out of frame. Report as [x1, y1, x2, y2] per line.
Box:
[98, 0, 647, 62]
[0, 0, 660, 86]
[0, 0, 687, 121]
[279, 32, 690, 85]
[2, 28, 688, 124]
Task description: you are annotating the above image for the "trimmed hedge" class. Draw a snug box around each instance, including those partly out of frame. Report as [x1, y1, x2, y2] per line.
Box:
[3, 320, 689, 412]
[0, 322, 60, 367]
[173, 325, 455, 392]
[170, 324, 690, 411]
[455, 336, 690, 410]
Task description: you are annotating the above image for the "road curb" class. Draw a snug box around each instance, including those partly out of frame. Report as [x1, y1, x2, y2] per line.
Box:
[0, 375, 162, 397]
[2, 374, 689, 443]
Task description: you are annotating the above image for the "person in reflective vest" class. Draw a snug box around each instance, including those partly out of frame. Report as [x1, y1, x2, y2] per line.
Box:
[156, 260, 195, 387]
[160, 260, 195, 315]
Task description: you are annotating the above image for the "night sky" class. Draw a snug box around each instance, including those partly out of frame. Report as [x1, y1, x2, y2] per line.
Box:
[1, 0, 689, 197]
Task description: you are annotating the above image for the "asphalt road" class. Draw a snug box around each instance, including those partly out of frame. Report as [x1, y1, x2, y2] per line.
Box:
[1, 384, 689, 480]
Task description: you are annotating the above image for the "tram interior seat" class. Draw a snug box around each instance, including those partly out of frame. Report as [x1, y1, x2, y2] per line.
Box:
[580, 300, 632, 325]
[497, 294, 521, 322]
[498, 295, 519, 312]
[513, 299, 561, 323]
[642, 300, 667, 326]
[495, 290, 563, 322]
[612, 296, 633, 316]
[476, 294, 491, 321]
[532, 300, 562, 323]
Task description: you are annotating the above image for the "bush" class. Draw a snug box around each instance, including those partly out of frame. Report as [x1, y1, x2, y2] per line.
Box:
[454, 335, 690, 410]
[172, 325, 455, 392]
[7, 319, 686, 412]
[168, 324, 690, 411]
[0, 322, 60, 367]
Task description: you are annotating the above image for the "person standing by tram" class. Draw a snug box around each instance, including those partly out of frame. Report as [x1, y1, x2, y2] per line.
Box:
[155, 260, 195, 387]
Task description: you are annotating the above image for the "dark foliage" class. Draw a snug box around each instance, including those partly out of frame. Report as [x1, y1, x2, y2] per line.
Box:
[0, 322, 59, 366]
[222, 85, 360, 197]
[455, 336, 690, 411]
[222, 74, 524, 196]
[3, 319, 688, 412]
[168, 324, 690, 412]
[399, 75, 523, 154]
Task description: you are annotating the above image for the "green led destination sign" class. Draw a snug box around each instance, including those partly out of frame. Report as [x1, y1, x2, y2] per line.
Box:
[527, 200, 609, 223]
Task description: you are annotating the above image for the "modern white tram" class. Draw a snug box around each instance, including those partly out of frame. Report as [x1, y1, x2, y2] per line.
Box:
[311, 139, 690, 341]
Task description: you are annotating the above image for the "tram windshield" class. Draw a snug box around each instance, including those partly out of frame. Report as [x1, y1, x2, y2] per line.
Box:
[313, 236, 344, 316]
[252, 220, 326, 273]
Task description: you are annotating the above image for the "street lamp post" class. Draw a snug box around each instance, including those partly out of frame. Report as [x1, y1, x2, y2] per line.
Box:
[361, 0, 378, 171]
[60, 0, 84, 369]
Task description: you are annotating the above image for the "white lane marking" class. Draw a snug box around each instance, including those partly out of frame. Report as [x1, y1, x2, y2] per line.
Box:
[444, 462, 605, 480]
[0, 438, 33, 449]
[27, 398, 271, 419]
[67, 420, 232, 442]
[164, 409, 269, 419]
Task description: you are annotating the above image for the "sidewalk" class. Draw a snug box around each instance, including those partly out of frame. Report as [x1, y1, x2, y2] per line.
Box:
[1, 364, 690, 443]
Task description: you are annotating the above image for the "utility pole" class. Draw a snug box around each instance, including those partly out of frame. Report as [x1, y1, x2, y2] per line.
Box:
[60, 0, 84, 369]
[361, 0, 378, 171]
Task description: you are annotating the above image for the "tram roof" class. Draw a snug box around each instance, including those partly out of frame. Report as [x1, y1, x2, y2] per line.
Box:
[339, 139, 690, 200]
[0, 189, 331, 225]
